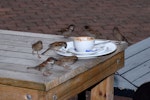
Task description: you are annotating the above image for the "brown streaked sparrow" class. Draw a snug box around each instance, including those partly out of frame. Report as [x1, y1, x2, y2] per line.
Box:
[58, 24, 75, 38]
[83, 25, 102, 39]
[27, 60, 48, 71]
[32, 40, 43, 58]
[27, 57, 53, 71]
[27, 57, 54, 76]
[41, 41, 67, 55]
[113, 26, 131, 45]
[50, 56, 78, 68]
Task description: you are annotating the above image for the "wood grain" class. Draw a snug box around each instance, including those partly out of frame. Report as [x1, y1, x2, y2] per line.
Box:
[0, 84, 45, 100]
[91, 75, 114, 100]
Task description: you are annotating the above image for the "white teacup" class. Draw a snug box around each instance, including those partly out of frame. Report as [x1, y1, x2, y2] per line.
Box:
[73, 37, 95, 52]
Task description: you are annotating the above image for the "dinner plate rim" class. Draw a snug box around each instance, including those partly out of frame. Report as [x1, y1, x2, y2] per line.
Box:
[56, 40, 117, 59]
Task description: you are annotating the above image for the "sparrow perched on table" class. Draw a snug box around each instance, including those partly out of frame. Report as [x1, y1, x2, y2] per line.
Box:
[41, 41, 67, 55]
[58, 24, 75, 38]
[50, 56, 78, 68]
[83, 25, 102, 39]
[32, 40, 43, 58]
[27, 57, 53, 76]
[27, 57, 53, 71]
[113, 26, 131, 45]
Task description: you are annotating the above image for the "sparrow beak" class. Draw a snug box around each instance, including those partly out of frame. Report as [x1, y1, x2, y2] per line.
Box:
[64, 45, 67, 48]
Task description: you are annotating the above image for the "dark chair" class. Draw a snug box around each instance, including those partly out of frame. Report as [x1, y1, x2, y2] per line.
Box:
[133, 82, 150, 100]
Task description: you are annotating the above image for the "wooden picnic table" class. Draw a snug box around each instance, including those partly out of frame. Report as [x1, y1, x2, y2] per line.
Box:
[0, 30, 127, 100]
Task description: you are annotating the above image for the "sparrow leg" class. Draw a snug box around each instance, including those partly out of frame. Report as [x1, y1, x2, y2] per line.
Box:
[32, 50, 35, 55]
[43, 70, 52, 76]
[42, 65, 52, 76]
[63, 65, 71, 69]
[50, 63, 54, 69]
[37, 51, 41, 58]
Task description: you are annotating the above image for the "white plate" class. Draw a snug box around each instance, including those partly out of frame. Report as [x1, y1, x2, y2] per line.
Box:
[67, 45, 105, 55]
[56, 40, 117, 59]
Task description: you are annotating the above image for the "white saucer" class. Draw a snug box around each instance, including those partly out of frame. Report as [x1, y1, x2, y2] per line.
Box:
[68, 46, 104, 55]
[56, 40, 117, 59]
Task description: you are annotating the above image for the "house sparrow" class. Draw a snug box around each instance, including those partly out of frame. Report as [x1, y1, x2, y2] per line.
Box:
[27, 60, 48, 71]
[32, 40, 43, 58]
[83, 25, 102, 39]
[27, 57, 53, 71]
[27, 57, 53, 76]
[58, 24, 75, 38]
[50, 56, 78, 68]
[113, 26, 131, 45]
[41, 41, 67, 55]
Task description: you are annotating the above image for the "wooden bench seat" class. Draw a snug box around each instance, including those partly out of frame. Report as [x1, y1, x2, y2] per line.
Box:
[114, 37, 150, 93]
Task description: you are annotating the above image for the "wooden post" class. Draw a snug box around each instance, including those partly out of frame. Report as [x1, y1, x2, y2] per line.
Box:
[91, 75, 114, 100]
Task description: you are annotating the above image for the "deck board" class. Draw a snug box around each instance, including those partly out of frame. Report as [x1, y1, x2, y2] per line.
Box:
[118, 37, 150, 74]
[114, 75, 137, 90]
[122, 59, 150, 82]
[133, 72, 150, 86]
[125, 37, 150, 59]
[118, 47, 150, 74]
[115, 37, 150, 91]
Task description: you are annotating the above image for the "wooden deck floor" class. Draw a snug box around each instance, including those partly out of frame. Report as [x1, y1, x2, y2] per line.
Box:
[114, 37, 150, 93]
